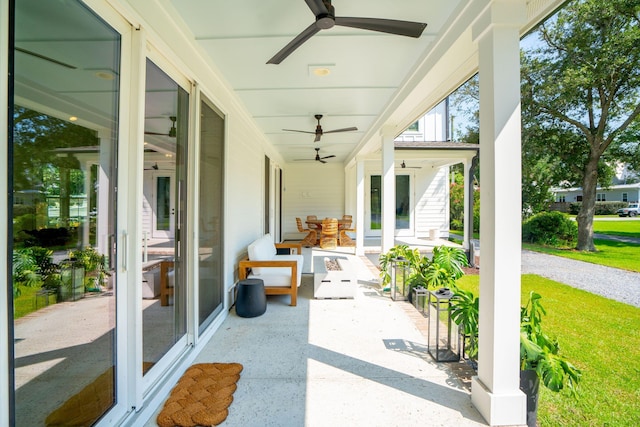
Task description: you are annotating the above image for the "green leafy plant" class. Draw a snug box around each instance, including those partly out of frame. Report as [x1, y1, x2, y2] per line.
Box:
[450, 287, 479, 360]
[69, 246, 110, 289]
[410, 245, 469, 290]
[12, 249, 42, 297]
[520, 291, 582, 394]
[379, 244, 420, 289]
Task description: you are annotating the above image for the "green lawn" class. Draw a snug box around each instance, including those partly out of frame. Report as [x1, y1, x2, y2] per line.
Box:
[13, 286, 56, 319]
[456, 274, 640, 427]
[593, 218, 640, 238]
[523, 239, 640, 272]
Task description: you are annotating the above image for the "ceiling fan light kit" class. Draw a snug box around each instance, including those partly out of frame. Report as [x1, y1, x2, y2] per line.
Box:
[267, 0, 427, 64]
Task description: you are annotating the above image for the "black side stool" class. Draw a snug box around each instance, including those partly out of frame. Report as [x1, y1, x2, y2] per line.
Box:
[235, 279, 267, 318]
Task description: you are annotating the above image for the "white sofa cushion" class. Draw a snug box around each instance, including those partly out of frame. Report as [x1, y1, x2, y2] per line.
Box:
[246, 234, 303, 287]
[247, 234, 277, 275]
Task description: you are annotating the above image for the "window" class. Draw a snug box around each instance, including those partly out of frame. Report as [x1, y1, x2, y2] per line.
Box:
[597, 193, 606, 201]
[576, 195, 583, 202]
[622, 192, 628, 202]
[557, 195, 566, 202]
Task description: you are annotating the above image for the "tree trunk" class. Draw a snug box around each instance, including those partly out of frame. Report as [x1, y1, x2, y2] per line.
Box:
[576, 153, 599, 251]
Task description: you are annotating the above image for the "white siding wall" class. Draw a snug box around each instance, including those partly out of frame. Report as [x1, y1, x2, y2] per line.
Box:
[282, 163, 345, 240]
[554, 185, 640, 203]
[414, 167, 449, 238]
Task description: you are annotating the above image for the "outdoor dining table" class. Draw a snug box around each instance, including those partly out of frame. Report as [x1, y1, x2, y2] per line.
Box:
[305, 218, 350, 232]
[306, 218, 351, 246]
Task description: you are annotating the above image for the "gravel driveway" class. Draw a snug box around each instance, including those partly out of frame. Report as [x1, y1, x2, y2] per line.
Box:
[521, 250, 640, 308]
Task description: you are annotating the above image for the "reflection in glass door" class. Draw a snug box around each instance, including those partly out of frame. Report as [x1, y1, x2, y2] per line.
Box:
[153, 173, 175, 239]
[198, 97, 225, 331]
[142, 59, 188, 375]
[11, 1, 120, 425]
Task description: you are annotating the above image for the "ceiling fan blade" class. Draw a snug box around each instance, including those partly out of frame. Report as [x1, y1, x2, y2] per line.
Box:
[314, 133, 321, 142]
[15, 47, 77, 69]
[318, 159, 327, 164]
[267, 23, 320, 64]
[320, 154, 336, 160]
[144, 131, 169, 136]
[335, 17, 427, 38]
[283, 129, 316, 134]
[305, 0, 329, 16]
[324, 126, 358, 134]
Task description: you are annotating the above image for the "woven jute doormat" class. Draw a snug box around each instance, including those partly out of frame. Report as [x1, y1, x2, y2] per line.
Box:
[156, 363, 243, 427]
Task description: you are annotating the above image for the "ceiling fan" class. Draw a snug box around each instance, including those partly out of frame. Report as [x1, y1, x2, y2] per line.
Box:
[400, 160, 421, 169]
[295, 147, 336, 163]
[284, 114, 357, 142]
[15, 47, 77, 69]
[145, 116, 177, 137]
[267, 0, 428, 64]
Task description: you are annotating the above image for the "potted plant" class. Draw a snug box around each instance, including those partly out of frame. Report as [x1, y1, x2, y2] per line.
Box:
[380, 245, 469, 302]
[69, 246, 110, 292]
[409, 245, 468, 291]
[450, 289, 582, 427]
[379, 245, 422, 299]
[449, 287, 479, 365]
[520, 291, 581, 427]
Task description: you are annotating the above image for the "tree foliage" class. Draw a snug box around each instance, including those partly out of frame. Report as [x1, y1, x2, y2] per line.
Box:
[521, 0, 640, 250]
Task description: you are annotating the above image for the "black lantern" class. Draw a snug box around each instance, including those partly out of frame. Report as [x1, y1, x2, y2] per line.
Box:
[427, 288, 460, 362]
[413, 286, 428, 315]
[390, 257, 410, 301]
[59, 260, 85, 301]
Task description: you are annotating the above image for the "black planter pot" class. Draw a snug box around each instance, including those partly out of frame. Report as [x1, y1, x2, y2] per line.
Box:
[520, 369, 540, 427]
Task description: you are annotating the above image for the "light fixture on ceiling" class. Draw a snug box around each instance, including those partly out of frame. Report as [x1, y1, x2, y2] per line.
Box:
[308, 64, 335, 77]
[94, 70, 116, 80]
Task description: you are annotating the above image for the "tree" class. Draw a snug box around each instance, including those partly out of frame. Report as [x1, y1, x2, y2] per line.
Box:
[521, 0, 640, 251]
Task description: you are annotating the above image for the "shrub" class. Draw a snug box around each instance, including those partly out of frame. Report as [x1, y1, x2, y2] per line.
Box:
[22, 227, 73, 247]
[522, 211, 577, 247]
[568, 201, 627, 215]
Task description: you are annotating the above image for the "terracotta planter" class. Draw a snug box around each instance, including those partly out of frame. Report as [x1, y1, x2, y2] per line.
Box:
[520, 369, 540, 427]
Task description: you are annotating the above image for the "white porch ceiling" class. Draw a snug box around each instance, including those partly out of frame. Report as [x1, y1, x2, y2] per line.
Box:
[12, 0, 566, 167]
[168, 0, 465, 164]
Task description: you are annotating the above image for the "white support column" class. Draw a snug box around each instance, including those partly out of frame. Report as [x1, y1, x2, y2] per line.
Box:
[355, 159, 365, 256]
[97, 130, 112, 257]
[463, 159, 472, 250]
[381, 128, 395, 254]
[82, 161, 92, 247]
[471, 1, 527, 426]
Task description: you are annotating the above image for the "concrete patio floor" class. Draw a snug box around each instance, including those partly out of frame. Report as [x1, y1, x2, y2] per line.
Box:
[146, 244, 487, 426]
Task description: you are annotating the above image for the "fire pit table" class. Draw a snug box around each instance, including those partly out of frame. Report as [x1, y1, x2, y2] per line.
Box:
[313, 256, 357, 299]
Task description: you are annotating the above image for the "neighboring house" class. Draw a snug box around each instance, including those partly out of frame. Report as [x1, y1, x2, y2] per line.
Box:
[553, 183, 640, 203]
[1, 1, 565, 427]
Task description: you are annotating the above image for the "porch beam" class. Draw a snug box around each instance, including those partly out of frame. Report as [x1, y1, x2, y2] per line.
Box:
[470, 1, 527, 426]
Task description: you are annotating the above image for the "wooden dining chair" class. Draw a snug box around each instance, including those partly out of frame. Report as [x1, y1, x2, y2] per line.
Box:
[319, 218, 339, 250]
[339, 215, 356, 247]
[296, 217, 317, 247]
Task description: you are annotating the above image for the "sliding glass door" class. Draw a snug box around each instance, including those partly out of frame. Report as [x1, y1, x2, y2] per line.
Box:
[198, 97, 225, 331]
[141, 59, 188, 375]
[11, 1, 120, 424]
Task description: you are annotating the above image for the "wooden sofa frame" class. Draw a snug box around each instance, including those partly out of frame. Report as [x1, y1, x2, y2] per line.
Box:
[237, 242, 302, 306]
